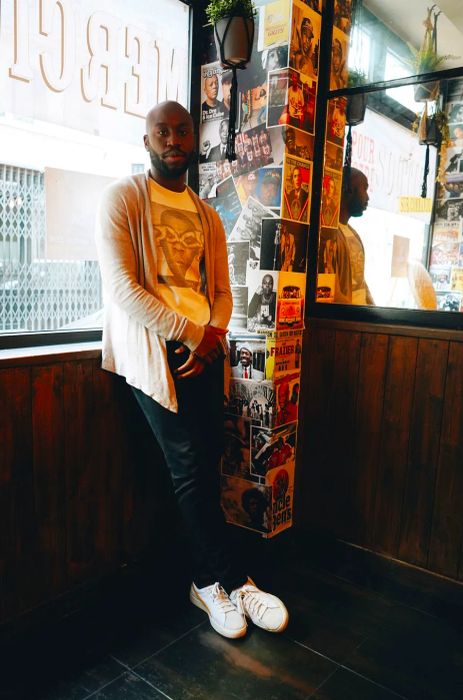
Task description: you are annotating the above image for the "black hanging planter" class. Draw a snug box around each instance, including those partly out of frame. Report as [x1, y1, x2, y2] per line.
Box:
[346, 93, 367, 127]
[414, 81, 440, 103]
[213, 14, 255, 161]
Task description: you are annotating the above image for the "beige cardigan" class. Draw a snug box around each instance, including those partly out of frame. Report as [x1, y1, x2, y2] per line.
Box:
[95, 172, 232, 412]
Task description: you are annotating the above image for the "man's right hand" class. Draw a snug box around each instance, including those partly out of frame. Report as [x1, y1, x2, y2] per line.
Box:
[194, 324, 227, 363]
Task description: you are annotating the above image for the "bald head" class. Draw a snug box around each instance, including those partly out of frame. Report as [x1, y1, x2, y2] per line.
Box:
[144, 101, 195, 191]
[341, 167, 369, 221]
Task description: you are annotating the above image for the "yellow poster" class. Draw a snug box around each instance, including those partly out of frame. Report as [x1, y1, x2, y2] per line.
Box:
[259, 0, 290, 50]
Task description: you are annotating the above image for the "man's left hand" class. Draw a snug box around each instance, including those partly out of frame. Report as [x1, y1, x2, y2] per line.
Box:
[174, 349, 206, 379]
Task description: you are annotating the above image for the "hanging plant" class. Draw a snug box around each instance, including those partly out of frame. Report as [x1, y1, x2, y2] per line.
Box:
[405, 5, 458, 103]
[206, 0, 257, 161]
[415, 101, 449, 196]
[346, 68, 368, 126]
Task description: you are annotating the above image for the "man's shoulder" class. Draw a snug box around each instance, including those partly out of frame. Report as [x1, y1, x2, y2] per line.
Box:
[102, 173, 147, 203]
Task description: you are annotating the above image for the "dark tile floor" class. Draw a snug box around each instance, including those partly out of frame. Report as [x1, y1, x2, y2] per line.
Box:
[2, 532, 462, 700]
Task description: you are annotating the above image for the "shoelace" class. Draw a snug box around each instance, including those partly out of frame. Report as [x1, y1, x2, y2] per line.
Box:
[236, 586, 268, 621]
[211, 582, 237, 613]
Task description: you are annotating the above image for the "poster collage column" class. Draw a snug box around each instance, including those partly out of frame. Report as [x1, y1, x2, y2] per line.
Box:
[198, 0, 322, 537]
[429, 81, 463, 309]
[317, 4, 352, 301]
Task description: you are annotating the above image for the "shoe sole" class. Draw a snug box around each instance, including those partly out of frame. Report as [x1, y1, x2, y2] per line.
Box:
[189, 588, 247, 639]
[251, 611, 289, 633]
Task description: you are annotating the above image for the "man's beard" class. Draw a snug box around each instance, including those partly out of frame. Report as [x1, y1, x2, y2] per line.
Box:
[148, 148, 196, 179]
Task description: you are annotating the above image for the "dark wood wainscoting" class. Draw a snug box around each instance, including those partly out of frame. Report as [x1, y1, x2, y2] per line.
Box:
[0, 350, 171, 626]
[296, 320, 463, 583]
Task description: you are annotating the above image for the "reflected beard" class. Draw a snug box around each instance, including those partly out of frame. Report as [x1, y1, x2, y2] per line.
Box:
[148, 149, 196, 179]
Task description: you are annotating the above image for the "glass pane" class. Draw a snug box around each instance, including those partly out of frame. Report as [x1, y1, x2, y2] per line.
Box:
[318, 77, 463, 312]
[0, 0, 189, 334]
[333, 0, 463, 88]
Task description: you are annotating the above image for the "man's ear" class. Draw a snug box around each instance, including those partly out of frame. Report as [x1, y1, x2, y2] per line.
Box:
[143, 135, 149, 150]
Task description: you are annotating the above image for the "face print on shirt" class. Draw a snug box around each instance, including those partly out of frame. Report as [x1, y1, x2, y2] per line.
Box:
[154, 208, 204, 290]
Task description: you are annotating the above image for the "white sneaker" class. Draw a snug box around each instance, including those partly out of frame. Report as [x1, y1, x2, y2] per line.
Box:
[230, 577, 289, 633]
[190, 581, 247, 639]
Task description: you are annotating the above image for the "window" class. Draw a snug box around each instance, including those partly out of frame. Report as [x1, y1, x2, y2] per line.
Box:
[0, 0, 189, 340]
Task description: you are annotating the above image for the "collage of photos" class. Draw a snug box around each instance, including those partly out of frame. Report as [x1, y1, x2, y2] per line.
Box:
[198, 0, 322, 536]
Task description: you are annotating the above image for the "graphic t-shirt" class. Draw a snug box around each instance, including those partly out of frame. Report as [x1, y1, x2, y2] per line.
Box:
[149, 178, 210, 326]
[339, 223, 367, 305]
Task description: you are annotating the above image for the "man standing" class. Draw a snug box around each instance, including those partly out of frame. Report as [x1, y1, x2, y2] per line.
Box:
[335, 167, 374, 304]
[231, 345, 264, 380]
[248, 273, 277, 329]
[96, 101, 288, 640]
[286, 167, 309, 222]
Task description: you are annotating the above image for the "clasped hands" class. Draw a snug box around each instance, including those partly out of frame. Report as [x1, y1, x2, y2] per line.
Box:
[174, 325, 227, 380]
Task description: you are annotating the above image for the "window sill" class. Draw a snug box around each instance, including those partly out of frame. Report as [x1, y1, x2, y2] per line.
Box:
[0, 341, 102, 368]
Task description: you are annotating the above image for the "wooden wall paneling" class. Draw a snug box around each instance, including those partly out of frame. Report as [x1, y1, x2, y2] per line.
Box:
[348, 333, 388, 546]
[295, 326, 336, 530]
[398, 339, 449, 567]
[31, 363, 66, 605]
[373, 336, 418, 556]
[325, 329, 362, 539]
[63, 359, 102, 585]
[0, 367, 33, 623]
[428, 342, 463, 579]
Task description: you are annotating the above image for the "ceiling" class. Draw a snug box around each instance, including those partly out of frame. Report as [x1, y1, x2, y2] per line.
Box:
[365, 0, 463, 69]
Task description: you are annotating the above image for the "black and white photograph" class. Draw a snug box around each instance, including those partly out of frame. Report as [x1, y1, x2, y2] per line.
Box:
[229, 196, 277, 243]
[229, 337, 266, 380]
[199, 117, 229, 163]
[260, 218, 308, 272]
[267, 68, 289, 128]
[228, 379, 276, 428]
[198, 162, 218, 199]
[247, 268, 278, 332]
[227, 241, 250, 286]
[230, 286, 249, 333]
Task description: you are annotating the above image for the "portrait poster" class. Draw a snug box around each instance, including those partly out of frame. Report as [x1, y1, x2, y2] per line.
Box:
[277, 270, 305, 330]
[282, 155, 312, 223]
[267, 69, 289, 128]
[246, 268, 279, 332]
[316, 273, 336, 302]
[289, 0, 321, 79]
[268, 461, 295, 536]
[260, 218, 308, 272]
[283, 125, 314, 161]
[221, 476, 272, 534]
[235, 167, 282, 209]
[320, 168, 342, 228]
[229, 196, 277, 244]
[198, 163, 218, 199]
[228, 379, 276, 428]
[333, 0, 353, 33]
[251, 422, 297, 477]
[330, 26, 349, 91]
[200, 62, 225, 123]
[230, 286, 249, 332]
[222, 414, 253, 481]
[265, 329, 303, 380]
[326, 97, 347, 146]
[429, 266, 452, 291]
[209, 176, 242, 239]
[226, 241, 249, 286]
[199, 118, 225, 163]
[258, 0, 290, 51]
[229, 336, 267, 380]
[274, 371, 300, 427]
[261, 44, 290, 74]
[325, 141, 344, 171]
[318, 226, 338, 274]
[450, 267, 463, 293]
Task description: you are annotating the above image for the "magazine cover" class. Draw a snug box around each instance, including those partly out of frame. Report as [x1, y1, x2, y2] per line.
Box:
[274, 372, 300, 427]
[247, 268, 279, 332]
[200, 62, 226, 123]
[277, 270, 305, 329]
[229, 336, 266, 380]
[251, 422, 297, 476]
[228, 379, 276, 428]
[222, 414, 254, 481]
[221, 476, 272, 534]
[260, 218, 308, 272]
[289, 0, 321, 79]
[265, 329, 303, 379]
[282, 155, 311, 222]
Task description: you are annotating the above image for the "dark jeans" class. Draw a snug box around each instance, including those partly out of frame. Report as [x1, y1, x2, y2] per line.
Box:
[132, 341, 247, 592]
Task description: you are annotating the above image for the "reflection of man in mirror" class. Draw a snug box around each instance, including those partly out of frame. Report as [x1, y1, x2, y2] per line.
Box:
[334, 167, 374, 305]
